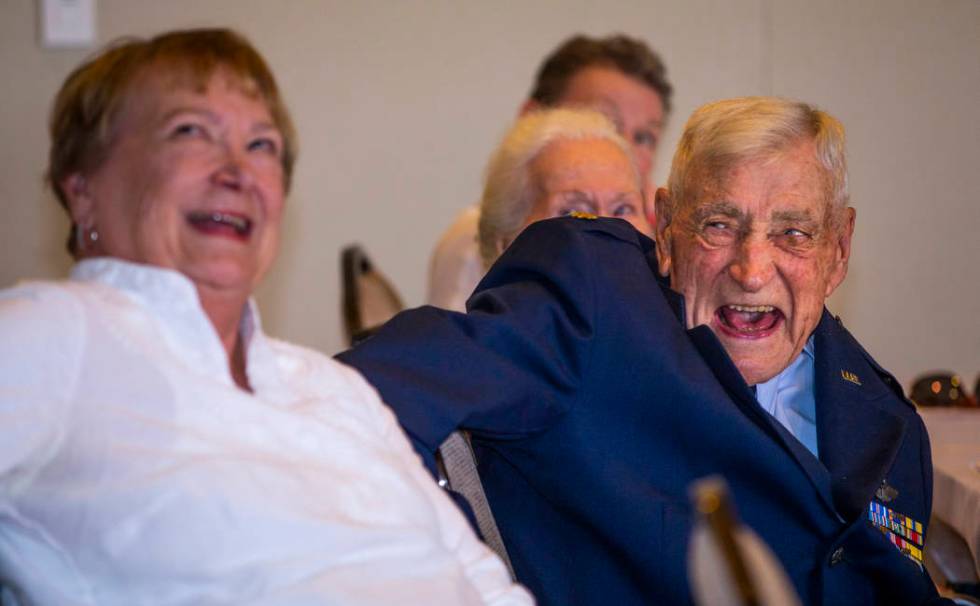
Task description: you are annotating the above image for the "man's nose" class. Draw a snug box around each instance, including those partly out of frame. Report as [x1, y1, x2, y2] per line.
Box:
[631, 143, 653, 177]
[728, 237, 775, 292]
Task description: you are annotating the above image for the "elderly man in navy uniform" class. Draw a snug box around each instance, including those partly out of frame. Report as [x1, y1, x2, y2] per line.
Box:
[338, 97, 947, 605]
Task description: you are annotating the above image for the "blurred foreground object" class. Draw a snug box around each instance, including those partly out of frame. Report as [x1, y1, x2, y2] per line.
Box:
[689, 476, 801, 606]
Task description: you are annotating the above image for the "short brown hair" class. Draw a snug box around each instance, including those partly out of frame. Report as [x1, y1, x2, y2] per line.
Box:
[529, 34, 672, 114]
[48, 28, 297, 254]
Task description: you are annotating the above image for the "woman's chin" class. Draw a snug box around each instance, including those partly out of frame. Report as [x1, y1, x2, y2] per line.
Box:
[182, 260, 260, 298]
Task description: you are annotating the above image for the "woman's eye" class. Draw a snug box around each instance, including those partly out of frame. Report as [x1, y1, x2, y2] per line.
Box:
[612, 203, 637, 217]
[170, 123, 206, 138]
[248, 137, 280, 155]
[558, 202, 592, 216]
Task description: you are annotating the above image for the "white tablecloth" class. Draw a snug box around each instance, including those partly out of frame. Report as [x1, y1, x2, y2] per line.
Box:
[919, 408, 980, 574]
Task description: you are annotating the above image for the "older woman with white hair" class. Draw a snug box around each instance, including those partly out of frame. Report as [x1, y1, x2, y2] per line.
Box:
[478, 108, 650, 269]
[0, 28, 530, 606]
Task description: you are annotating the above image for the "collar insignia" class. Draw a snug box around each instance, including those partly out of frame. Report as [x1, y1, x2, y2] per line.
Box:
[868, 501, 923, 567]
[841, 369, 862, 385]
[568, 211, 598, 220]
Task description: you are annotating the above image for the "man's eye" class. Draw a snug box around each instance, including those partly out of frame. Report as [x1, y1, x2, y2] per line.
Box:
[775, 228, 814, 249]
[248, 137, 280, 155]
[633, 130, 658, 150]
[700, 221, 736, 245]
[782, 228, 812, 242]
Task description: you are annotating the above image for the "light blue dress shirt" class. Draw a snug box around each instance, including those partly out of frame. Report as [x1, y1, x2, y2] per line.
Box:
[754, 336, 818, 457]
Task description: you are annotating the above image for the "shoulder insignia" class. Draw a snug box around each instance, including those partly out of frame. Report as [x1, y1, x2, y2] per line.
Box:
[569, 211, 598, 220]
[841, 369, 862, 385]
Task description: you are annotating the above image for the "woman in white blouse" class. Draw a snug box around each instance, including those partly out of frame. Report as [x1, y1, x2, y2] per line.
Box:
[0, 28, 530, 606]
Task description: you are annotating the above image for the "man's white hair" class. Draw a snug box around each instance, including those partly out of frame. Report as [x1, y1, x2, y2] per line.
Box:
[478, 108, 636, 268]
[665, 96, 849, 226]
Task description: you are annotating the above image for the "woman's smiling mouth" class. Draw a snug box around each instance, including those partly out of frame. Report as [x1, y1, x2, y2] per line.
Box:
[186, 211, 253, 240]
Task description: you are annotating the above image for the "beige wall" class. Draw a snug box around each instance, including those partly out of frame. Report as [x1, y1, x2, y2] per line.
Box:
[2, 0, 978, 388]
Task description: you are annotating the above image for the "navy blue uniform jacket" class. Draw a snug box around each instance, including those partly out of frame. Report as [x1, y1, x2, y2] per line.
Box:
[338, 217, 944, 605]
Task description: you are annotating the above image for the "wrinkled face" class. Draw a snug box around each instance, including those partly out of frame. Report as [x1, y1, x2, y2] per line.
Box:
[559, 66, 665, 182]
[63, 67, 286, 300]
[522, 137, 649, 235]
[655, 141, 854, 385]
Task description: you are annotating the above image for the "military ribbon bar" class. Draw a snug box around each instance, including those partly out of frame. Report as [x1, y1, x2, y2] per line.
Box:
[867, 501, 924, 566]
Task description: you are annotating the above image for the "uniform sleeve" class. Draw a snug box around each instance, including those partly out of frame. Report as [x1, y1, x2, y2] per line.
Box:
[337, 218, 614, 455]
[0, 286, 83, 483]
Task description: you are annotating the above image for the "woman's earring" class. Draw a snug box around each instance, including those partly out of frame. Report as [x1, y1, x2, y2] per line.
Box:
[75, 225, 98, 253]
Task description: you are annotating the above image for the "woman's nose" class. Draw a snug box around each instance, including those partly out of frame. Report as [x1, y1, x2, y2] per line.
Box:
[211, 144, 254, 190]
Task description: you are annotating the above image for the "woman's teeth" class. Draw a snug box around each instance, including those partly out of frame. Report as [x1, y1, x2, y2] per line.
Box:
[187, 211, 251, 235]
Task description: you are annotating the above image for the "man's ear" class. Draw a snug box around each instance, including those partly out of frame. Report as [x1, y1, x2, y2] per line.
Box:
[494, 236, 511, 264]
[825, 206, 856, 297]
[653, 187, 673, 277]
[60, 172, 96, 228]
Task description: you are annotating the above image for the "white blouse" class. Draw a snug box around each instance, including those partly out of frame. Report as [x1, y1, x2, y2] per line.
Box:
[0, 258, 531, 606]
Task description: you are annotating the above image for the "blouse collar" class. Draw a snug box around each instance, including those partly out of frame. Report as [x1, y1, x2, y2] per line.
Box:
[70, 258, 281, 396]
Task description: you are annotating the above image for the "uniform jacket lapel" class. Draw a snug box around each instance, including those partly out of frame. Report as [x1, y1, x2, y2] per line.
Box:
[646, 248, 842, 516]
[683, 319, 839, 516]
[813, 310, 908, 521]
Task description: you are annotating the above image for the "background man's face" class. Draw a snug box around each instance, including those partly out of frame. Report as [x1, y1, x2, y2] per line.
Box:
[656, 141, 854, 385]
[523, 137, 649, 234]
[557, 66, 665, 182]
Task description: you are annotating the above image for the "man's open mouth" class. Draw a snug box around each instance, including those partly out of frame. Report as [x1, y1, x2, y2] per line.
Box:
[187, 211, 253, 240]
[715, 304, 784, 339]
